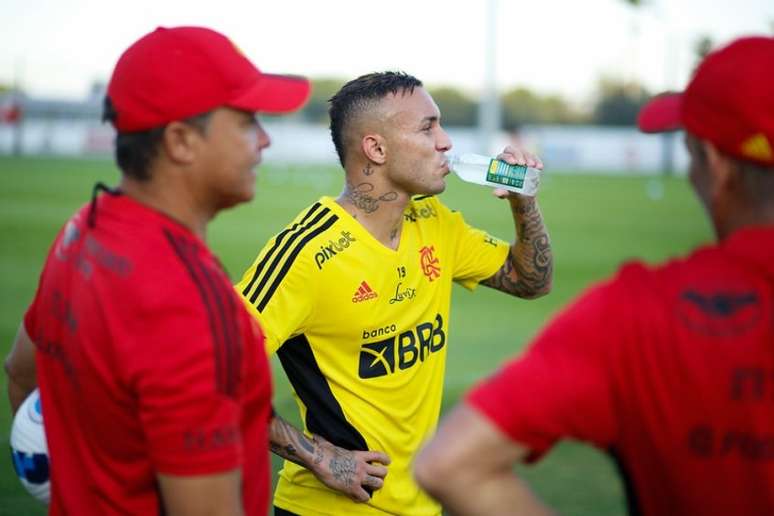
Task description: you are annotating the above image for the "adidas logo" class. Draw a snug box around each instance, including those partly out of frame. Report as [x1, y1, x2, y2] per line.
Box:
[352, 281, 378, 303]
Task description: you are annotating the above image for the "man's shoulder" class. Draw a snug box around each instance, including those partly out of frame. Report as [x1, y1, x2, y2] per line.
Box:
[623, 242, 732, 283]
[263, 199, 354, 263]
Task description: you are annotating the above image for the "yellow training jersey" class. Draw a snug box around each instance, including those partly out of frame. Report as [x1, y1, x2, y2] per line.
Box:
[236, 195, 509, 516]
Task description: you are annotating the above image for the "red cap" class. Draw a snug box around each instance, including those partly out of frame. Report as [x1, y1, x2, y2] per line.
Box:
[638, 36, 774, 166]
[107, 26, 311, 132]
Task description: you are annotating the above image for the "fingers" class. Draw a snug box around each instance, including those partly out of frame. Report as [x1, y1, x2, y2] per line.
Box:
[491, 188, 510, 199]
[361, 450, 391, 465]
[365, 462, 388, 479]
[350, 486, 372, 503]
[349, 475, 385, 503]
[362, 474, 384, 490]
[498, 145, 543, 170]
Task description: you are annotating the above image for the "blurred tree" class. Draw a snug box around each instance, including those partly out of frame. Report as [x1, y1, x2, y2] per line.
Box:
[300, 78, 346, 123]
[694, 35, 714, 63]
[501, 87, 583, 128]
[592, 77, 650, 126]
[427, 86, 477, 127]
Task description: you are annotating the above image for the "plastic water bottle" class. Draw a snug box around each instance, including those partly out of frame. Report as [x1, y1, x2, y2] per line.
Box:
[446, 153, 542, 196]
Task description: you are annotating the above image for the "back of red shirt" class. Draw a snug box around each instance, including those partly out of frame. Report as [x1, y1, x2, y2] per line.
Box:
[24, 194, 272, 515]
[470, 226, 774, 515]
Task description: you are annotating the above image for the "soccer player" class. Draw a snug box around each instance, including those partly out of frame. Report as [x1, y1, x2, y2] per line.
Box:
[414, 36, 774, 515]
[4, 26, 309, 515]
[235, 71, 553, 515]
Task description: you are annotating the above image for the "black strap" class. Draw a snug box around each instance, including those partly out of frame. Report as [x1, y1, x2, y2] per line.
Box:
[87, 182, 120, 228]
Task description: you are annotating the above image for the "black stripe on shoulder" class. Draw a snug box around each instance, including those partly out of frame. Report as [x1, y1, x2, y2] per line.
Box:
[189, 248, 242, 396]
[255, 214, 338, 313]
[278, 334, 368, 451]
[164, 229, 240, 398]
[241, 202, 323, 297]
[412, 194, 435, 201]
[248, 206, 332, 305]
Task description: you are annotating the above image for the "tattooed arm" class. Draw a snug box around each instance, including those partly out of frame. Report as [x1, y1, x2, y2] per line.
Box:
[482, 147, 553, 299]
[269, 414, 391, 502]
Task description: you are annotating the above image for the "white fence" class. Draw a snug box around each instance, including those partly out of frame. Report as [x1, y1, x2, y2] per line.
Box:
[0, 119, 688, 175]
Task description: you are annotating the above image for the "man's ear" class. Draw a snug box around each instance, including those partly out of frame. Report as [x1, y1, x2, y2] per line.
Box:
[161, 121, 202, 165]
[361, 133, 387, 165]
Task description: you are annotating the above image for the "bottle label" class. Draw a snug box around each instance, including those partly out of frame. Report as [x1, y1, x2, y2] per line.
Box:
[486, 159, 526, 188]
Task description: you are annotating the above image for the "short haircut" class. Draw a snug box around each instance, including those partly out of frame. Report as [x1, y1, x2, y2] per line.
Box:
[328, 71, 422, 167]
[737, 158, 774, 205]
[687, 133, 774, 204]
[102, 97, 211, 181]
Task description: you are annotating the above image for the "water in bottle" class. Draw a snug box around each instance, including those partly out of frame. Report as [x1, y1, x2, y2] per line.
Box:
[446, 153, 542, 196]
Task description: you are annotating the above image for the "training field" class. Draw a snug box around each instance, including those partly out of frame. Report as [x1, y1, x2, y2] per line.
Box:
[0, 155, 711, 515]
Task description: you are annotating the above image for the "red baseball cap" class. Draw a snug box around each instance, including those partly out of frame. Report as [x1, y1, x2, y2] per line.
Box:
[638, 36, 774, 166]
[107, 26, 311, 132]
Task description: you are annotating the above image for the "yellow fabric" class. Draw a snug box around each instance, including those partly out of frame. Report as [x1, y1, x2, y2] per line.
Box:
[236, 196, 509, 516]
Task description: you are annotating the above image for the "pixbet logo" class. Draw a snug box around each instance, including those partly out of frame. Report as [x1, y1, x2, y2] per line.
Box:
[403, 204, 438, 223]
[358, 314, 446, 378]
[315, 231, 356, 270]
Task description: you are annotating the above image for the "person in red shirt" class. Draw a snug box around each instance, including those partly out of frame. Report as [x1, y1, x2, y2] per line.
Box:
[4, 26, 310, 515]
[414, 35, 774, 516]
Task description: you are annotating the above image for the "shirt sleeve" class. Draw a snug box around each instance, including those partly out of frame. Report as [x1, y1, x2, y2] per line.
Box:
[127, 285, 251, 476]
[467, 276, 626, 461]
[234, 232, 317, 355]
[24, 222, 67, 342]
[434, 198, 510, 290]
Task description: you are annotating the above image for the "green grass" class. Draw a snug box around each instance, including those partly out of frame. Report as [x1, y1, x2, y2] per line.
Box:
[0, 156, 712, 515]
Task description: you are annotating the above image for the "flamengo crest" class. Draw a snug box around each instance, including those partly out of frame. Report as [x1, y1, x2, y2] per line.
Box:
[419, 245, 441, 281]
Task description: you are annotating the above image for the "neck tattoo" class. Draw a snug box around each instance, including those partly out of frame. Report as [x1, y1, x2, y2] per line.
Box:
[346, 181, 398, 214]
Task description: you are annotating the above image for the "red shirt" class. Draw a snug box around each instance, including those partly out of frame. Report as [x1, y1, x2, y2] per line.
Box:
[24, 193, 272, 515]
[469, 226, 774, 515]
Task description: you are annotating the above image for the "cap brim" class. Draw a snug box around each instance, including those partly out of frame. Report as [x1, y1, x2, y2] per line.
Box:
[230, 73, 311, 114]
[637, 92, 684, 133]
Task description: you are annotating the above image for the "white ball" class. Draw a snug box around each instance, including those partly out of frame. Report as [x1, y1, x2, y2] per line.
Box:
[10, 388, 50, 504]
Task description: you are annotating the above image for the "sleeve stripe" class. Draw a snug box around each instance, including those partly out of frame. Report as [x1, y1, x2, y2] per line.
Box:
[189, 247, 242, 396]
[255, 214, 339, 313]
[245, 206, 331, 305]
[241, 202, 323, 298]
[164, 229, 240, 398]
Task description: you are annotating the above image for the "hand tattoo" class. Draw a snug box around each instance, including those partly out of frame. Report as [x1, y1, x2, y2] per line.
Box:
[329, 449, 357, 487]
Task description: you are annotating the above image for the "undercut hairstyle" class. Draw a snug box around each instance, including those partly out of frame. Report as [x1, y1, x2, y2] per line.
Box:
[102, 97, 212, 181]
[735, 158, 774, 205]
[328, 71, 423, 167]
[688, 133, 774, 204]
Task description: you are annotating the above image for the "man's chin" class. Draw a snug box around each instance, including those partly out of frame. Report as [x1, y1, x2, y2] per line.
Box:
[421, 179, 447, 196]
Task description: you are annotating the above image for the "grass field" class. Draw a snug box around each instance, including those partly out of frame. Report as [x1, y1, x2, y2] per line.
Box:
[0, 155, 712, 515]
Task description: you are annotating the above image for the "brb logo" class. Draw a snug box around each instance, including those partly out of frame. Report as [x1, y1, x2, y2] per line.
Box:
[419, 245, 441, 281]
[315, 231, 356, 270]
[358, 314, 445, 378]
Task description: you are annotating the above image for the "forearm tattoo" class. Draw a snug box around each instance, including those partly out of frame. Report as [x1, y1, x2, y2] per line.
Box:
[345, 181, 398, 213]
[269, 415, 316, 466]
[270, 417, 359, 488]
[483, 198, 553, 298]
